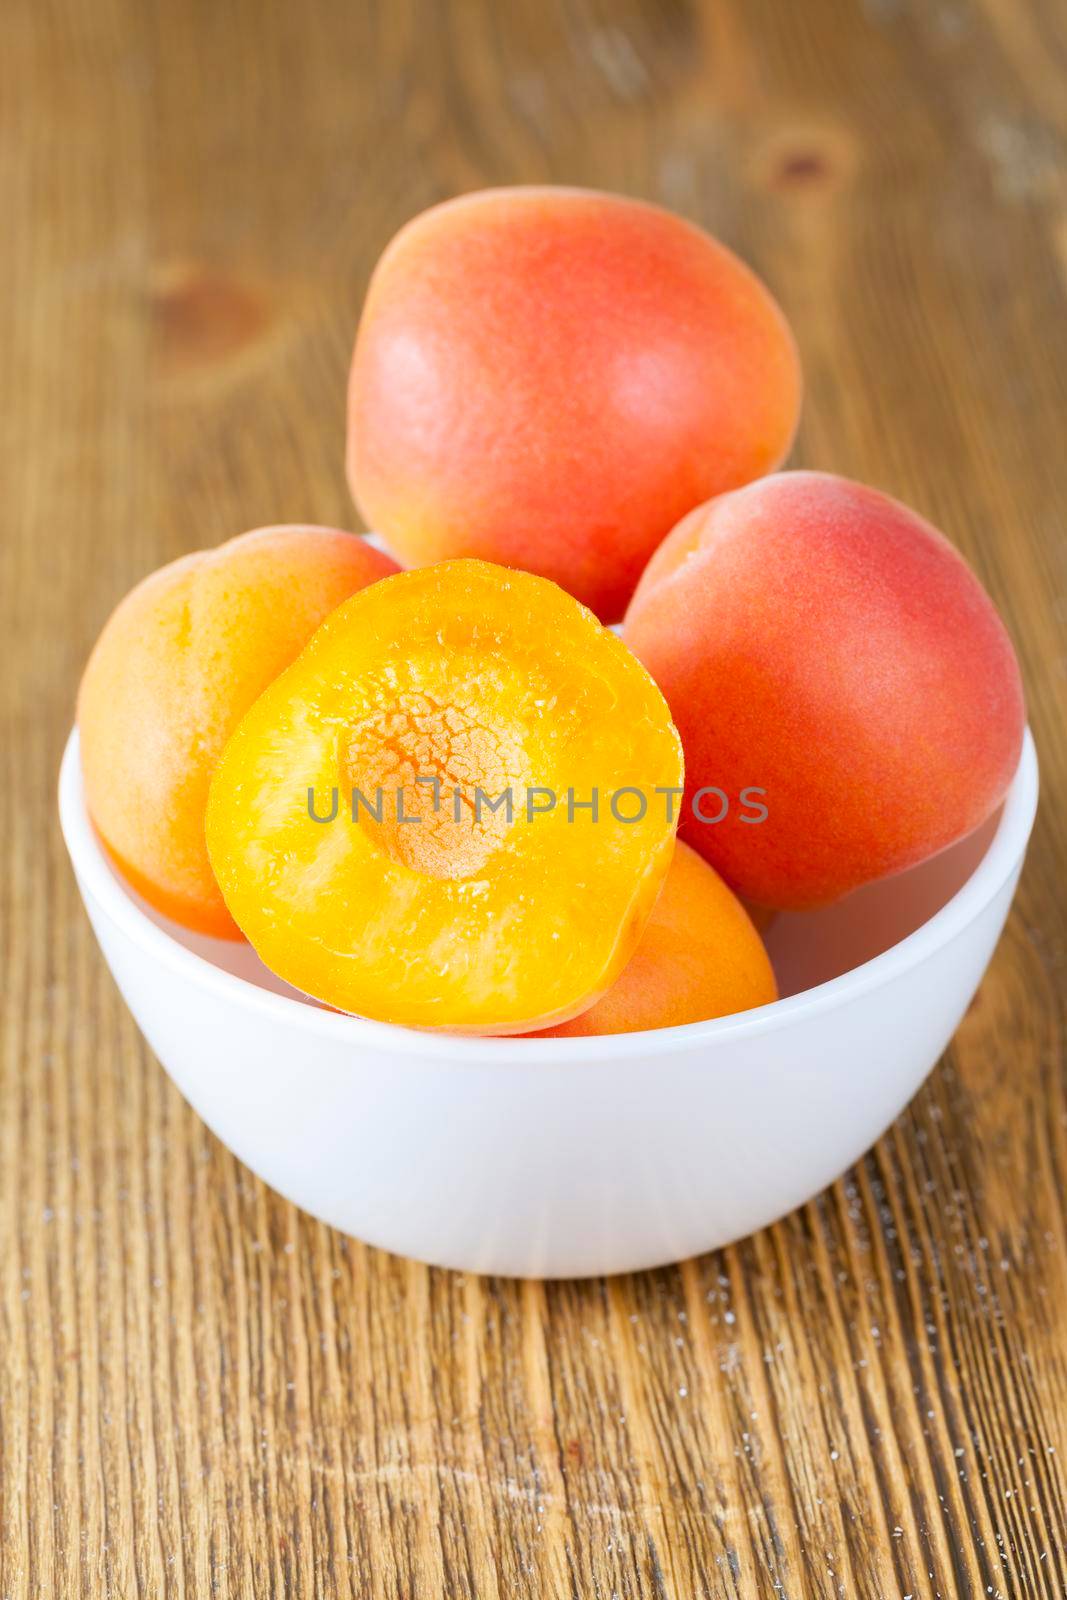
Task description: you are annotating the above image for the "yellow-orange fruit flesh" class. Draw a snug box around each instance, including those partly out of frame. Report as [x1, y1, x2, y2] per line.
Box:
[77, 526, 399, 937]
[532, 842, 777, 1036]
[206, 560, 684, 1032]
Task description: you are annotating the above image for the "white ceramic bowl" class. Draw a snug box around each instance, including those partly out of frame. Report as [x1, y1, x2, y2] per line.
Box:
[59, 728, 1038, 1278]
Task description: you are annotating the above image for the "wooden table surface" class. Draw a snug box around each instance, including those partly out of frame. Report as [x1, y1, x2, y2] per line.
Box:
[4, 1, 1066, 1594]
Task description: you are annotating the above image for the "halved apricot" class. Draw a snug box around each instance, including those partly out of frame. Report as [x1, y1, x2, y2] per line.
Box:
[205, 560, 684, 1032]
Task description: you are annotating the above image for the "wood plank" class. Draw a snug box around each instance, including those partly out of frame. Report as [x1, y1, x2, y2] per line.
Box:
[1, 0, 1063, 1594]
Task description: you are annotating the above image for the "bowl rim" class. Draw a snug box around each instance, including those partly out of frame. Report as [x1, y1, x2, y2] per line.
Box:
[58, 726, 1039, 1064]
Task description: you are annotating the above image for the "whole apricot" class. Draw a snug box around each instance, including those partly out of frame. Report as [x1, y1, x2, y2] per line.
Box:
[531, 841, 777, 1037]
[78, 526, 399, 937]
[205, 560, 684, 1032]
[624, 472, 1026, 909]
[347, 187, 801, 620]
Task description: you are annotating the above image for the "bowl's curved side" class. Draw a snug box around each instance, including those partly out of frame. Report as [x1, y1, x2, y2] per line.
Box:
[57, 727, 1040, 1065]
[70, 844, 1024, 1277]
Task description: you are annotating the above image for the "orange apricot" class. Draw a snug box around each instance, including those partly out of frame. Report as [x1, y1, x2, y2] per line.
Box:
[531, 841, 777, 1037]
[78, 526, 399, 938]
[205, 560, 684, 1032]
[625, 472, 1026, 909]
[347, 187, 801, 621]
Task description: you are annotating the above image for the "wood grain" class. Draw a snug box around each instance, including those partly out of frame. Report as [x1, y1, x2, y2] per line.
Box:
[2, 0, 1065, 1594]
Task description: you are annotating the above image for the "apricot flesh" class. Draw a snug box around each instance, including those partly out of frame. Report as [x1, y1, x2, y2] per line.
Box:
[625, 472, 1026, 909]
[531, 842, 777, 1037]
[206, 560, 684, 1032]
[347, 186, 801, 620]
[78, 526, 399, 938]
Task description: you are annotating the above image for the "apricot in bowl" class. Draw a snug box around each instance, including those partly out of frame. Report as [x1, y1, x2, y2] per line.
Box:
[531, 841, 777, 1037]
[205, 560, 685, 1033]
[625, 471, 1026, 910]
[78, 525, 398, 938]
[347, 186, 801, 621]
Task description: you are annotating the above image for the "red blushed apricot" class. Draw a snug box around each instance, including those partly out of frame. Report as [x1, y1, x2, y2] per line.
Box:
[205, 560, 684, 1033]
[625, 472, 1026, 910]
[531, 842, 777, 1037]
[347, 186, 801, 621]
[78, 526, 399, 937]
